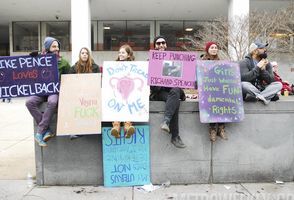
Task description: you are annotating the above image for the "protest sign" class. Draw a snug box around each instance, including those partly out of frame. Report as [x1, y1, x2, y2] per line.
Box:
[197, 60, 244, 123]
[57, 74, 102, 136]
[102, 125, 150, 187]
[0, 54, 59, 98]
[148, 50, 197, 88]
[102, 61, 149, 122]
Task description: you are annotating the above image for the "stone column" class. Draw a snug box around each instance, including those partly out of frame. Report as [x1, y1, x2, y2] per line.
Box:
[71, 0, 91, 65]
[228, 0, 249, 61]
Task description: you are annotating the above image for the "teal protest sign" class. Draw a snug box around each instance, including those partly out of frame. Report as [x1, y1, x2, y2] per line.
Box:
[102, 125, 150, 187]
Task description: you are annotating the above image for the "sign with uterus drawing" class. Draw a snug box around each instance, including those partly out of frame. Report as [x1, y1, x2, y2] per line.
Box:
[102, 61, 149, 122]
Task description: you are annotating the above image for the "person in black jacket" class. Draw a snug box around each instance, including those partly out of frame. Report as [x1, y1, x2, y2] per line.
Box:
[150, 36, 186, 148]
[70, 47, 100, 74]
[69, 47, 100, 140]
[239, 42, 282, 105]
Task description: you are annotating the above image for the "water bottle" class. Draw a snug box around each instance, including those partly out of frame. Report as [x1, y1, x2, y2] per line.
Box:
[27, 173, 33, 188]
[284, 90, 289, 97]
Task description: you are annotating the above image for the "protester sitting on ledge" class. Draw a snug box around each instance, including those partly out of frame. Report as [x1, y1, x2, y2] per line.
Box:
[201, 41, 228, 142]
[239, 41, 282, 105]
[69, 47, 100, 140]
[149, 36, 186, 148]
[110, 44, 136, 139]
[271, 61, 293, 96]
[26, 37, 70, 147]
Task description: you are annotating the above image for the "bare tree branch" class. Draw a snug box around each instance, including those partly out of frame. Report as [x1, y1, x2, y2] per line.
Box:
[182, 4, 294, 60]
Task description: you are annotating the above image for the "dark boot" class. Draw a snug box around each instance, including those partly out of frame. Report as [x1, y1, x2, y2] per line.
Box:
[209, 127, 217, 142]
[111, 121, 121, 138]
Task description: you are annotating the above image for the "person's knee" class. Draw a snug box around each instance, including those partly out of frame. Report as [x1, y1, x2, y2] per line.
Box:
[169, 88, 181, 98]
[47, 99, 58, 108]
[241, 81, 252, 89]
[25, 99, 36, 108]
[275, 82, 283, 90]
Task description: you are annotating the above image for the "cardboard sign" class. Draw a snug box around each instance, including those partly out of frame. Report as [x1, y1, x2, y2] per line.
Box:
[57, 74, 102, 135]
[148, 50, 197, 88]
[197, 60, 244, 123]
[102, 61, 149, 122]
[0, 54, 59, 98]
[102, 125, 150, 187]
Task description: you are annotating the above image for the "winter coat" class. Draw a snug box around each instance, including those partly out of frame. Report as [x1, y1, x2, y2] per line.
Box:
[239, 54, 275, 90]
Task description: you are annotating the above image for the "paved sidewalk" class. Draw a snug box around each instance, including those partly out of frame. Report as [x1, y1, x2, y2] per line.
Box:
[0, 98, 35, 180]
[1, 180, 294, 200]
[1, 97, 294, 200]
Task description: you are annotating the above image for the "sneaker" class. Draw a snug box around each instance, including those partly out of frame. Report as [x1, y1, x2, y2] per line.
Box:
[217, 125, 228, 140]
[43, 130, 55, 142]
[161, 121, 170, 133]
[209, 127, 217, 142]
[124, 122, 135, 138]
[171, 136, 186, 148]
[257, 94, 270, 105]
[34, 133, 47, 147]
[244, 93, 257, 102]
[111, 121, 121, 138]
[271, 94, 279, 101]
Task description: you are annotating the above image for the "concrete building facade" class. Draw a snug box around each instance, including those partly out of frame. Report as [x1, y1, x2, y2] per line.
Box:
[0, 0, 293, 80]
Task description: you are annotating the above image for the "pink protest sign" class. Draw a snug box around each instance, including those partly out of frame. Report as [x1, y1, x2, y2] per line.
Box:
[147, 50, 197, 88]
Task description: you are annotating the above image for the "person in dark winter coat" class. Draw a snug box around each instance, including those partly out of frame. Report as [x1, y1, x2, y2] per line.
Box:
[150, 36, 186, 148]
[239, 42, 282, 105]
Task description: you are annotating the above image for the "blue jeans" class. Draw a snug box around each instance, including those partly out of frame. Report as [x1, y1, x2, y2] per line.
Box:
[242, 81, 282, 100]
[26, 95, 58, 134]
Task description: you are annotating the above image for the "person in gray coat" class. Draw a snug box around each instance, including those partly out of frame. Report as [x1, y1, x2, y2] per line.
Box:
[239, 42, 282, 105]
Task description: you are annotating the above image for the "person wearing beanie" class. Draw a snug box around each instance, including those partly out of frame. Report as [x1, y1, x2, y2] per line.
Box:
[149, 36, 186, 148]
[26, 36, 70, 147]
[202, 41, 219, 60]
[239, 41, 282, 105]
[153, 35, 167, 50]
[201, 42, 227, 142]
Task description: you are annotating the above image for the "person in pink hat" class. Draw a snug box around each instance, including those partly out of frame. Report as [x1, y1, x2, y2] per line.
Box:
[201, 41, 228, 142]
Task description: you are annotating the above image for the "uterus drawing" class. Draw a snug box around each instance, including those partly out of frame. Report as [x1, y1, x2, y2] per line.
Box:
[109, 75, 144, 101]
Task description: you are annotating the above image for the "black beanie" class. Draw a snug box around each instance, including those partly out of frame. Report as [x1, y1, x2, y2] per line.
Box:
[153, 35, 167, 48]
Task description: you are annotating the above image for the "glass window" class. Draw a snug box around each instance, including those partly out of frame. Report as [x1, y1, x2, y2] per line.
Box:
[43, 22, 70, 51]
[183, 21, 205, 50]
[100, 21, 151, 51]
[159, 21, 184, 51]
[127, 21, 150, 51]
[103, 21, 127, 51]
[13, 22, 39, 51]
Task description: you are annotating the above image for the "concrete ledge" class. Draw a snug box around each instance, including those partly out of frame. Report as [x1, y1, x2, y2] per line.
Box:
[35, 98, 294, 185]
